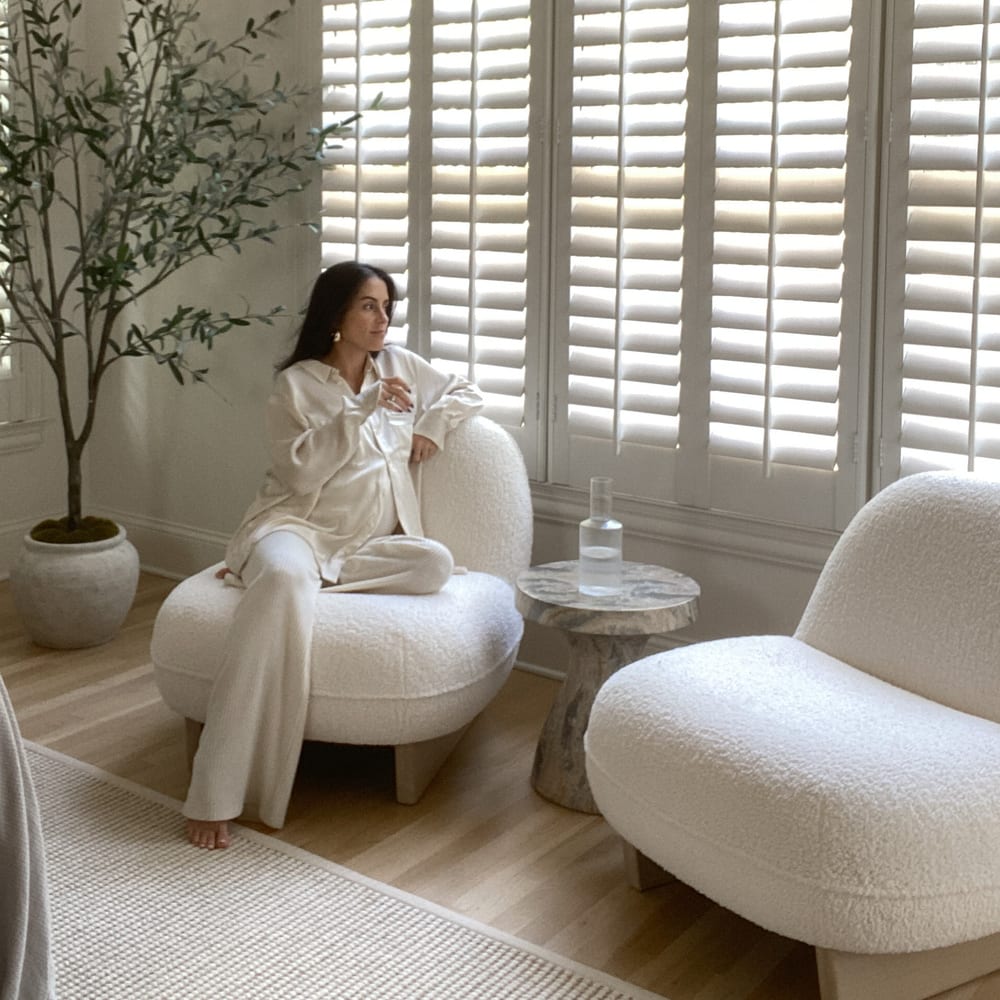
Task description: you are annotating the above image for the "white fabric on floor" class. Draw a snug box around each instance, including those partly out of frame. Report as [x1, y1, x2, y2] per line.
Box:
[0, 676, 55, 999]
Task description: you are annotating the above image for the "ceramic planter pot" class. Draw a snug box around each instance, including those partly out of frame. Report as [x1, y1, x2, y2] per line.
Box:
[10, 525, 140, 649]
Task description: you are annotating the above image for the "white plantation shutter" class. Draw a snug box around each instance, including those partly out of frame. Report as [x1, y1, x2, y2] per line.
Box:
[314, 2, 969, 533]
[705, 0, 866, 525]
[550, 0, 868, 527]
[321, 0, 543, 464]
[0, 346, 19, 424]
[425, 0, 540, 442]
[880, 0, 1000, 481]
[322, 1, 413, 336]
[0, 0, 10, 412]
[0, 281, 11, 422]
[0, 345, 23, 425]
[0, 334, 40, 430]
[0, 0, 30, 427]
[550, 0, 689, 499]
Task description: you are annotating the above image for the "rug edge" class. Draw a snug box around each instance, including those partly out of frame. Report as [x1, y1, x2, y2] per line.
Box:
[24, 740, 666, 1000]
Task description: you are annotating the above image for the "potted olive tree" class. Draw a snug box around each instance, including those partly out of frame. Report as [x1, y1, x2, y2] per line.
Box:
[1, 0, 349, 647]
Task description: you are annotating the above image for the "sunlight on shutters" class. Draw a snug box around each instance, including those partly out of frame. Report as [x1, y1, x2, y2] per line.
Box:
[566, 0, 688, 453]
[428, 0, 532, 427]
[899, 1, 1000, 477]
[709, 0, 851, 475]
[322, 1, 413, 336]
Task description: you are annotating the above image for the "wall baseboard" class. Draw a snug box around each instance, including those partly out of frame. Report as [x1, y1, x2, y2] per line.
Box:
[1, 508, 225, 583]
[97, 506, 228, 581]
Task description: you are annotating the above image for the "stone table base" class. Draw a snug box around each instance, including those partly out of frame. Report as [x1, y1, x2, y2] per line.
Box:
[531, 632, 651, 813]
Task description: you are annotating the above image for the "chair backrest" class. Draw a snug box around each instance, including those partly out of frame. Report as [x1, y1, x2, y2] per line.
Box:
[795, 471, 1000, 721]
[418, 415, 533, 587]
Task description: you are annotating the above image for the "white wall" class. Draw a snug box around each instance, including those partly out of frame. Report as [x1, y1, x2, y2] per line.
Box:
[1, 1, 835, 674]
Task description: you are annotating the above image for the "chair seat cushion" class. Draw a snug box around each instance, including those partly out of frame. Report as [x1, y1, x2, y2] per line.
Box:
[151, 565, 523, 746]
[585, 635, 1000, 954]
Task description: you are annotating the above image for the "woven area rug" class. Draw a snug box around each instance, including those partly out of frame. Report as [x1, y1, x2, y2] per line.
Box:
[27, 743, 661, 1000]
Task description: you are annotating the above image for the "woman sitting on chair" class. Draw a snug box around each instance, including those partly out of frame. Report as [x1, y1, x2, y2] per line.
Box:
[184, 261, 483, 849]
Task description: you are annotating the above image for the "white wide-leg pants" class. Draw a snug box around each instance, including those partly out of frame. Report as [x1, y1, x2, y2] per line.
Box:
[183, 530, 453, 828]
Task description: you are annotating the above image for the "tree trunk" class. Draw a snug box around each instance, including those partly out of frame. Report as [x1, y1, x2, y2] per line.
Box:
[66, 443, 83, 530]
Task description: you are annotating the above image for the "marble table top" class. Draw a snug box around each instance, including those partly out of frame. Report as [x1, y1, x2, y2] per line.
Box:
[515, 560, 700, 637]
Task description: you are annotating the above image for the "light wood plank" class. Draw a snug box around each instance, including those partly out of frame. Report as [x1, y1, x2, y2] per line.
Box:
[2, 573, 1000, 1000]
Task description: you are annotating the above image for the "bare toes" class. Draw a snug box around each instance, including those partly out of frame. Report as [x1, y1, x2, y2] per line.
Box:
[186, 819, 231, 849]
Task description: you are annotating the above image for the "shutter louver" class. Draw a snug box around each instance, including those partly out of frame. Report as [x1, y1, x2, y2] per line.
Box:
[0, 2, 21, 425]
[322, 1, 413, 336]
[553, 0, 864, 524]
[558, 0, 689, 496]
[890, 0, 1000, 478]
[709, 0, 852, 479]
[427, 0, 535, 431]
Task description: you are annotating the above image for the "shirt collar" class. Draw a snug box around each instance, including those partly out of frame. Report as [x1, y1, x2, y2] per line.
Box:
[299, 355, 380, 385]
[299, 359, 338, 383]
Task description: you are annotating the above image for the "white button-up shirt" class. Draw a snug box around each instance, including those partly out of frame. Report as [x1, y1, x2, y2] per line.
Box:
[225, 345, 484, 581]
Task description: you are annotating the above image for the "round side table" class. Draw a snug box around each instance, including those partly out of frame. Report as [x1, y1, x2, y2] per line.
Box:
[516, 560, 700, 813]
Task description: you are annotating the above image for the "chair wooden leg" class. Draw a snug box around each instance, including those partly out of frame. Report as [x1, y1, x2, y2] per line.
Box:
[621, 840, 675, 890]
[815, 931, 1000, 1000]
[184, 718, 203, 772]
[393, 724, 472, 805]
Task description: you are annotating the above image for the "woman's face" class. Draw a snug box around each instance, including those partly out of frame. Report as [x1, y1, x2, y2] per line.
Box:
[337, 277, 391, 355]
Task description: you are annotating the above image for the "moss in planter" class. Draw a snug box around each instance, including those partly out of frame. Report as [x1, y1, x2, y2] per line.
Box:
[30, 516, 120, 544]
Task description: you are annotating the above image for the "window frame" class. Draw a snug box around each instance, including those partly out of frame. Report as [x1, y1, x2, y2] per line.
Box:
[318, 0, 993, 537]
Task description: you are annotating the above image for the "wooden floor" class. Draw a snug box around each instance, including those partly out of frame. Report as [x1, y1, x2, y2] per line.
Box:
[2, 572, 999, 1000]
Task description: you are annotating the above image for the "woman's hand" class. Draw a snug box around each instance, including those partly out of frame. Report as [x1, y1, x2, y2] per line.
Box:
[410, 434, 438, 463]
[379, 376, 413, 413]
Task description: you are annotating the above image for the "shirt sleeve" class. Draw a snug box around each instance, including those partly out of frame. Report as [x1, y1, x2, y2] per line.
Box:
[407, 355, 485, 450]
[266, 374, 381, 495]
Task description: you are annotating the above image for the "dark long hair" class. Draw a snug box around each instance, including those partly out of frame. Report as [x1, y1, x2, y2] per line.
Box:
[277, 261, 397, 371]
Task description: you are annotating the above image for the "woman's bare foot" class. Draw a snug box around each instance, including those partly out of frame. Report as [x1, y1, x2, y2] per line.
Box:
[186, 818, 231, 849]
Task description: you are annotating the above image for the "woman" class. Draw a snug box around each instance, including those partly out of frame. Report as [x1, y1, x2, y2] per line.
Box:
[185, 261, 483, 849]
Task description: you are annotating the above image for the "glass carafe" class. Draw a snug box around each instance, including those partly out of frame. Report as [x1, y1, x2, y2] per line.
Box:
[578, 476, 623, 595]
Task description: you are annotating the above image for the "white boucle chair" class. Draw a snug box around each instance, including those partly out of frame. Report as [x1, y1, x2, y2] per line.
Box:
[151, 415, 532, 805]
[584, 471, 1000, 1000]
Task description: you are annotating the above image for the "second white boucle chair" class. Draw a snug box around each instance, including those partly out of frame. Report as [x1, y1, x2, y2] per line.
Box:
[151, 415, 532, 805]
[585, 471, 1000, 1000]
